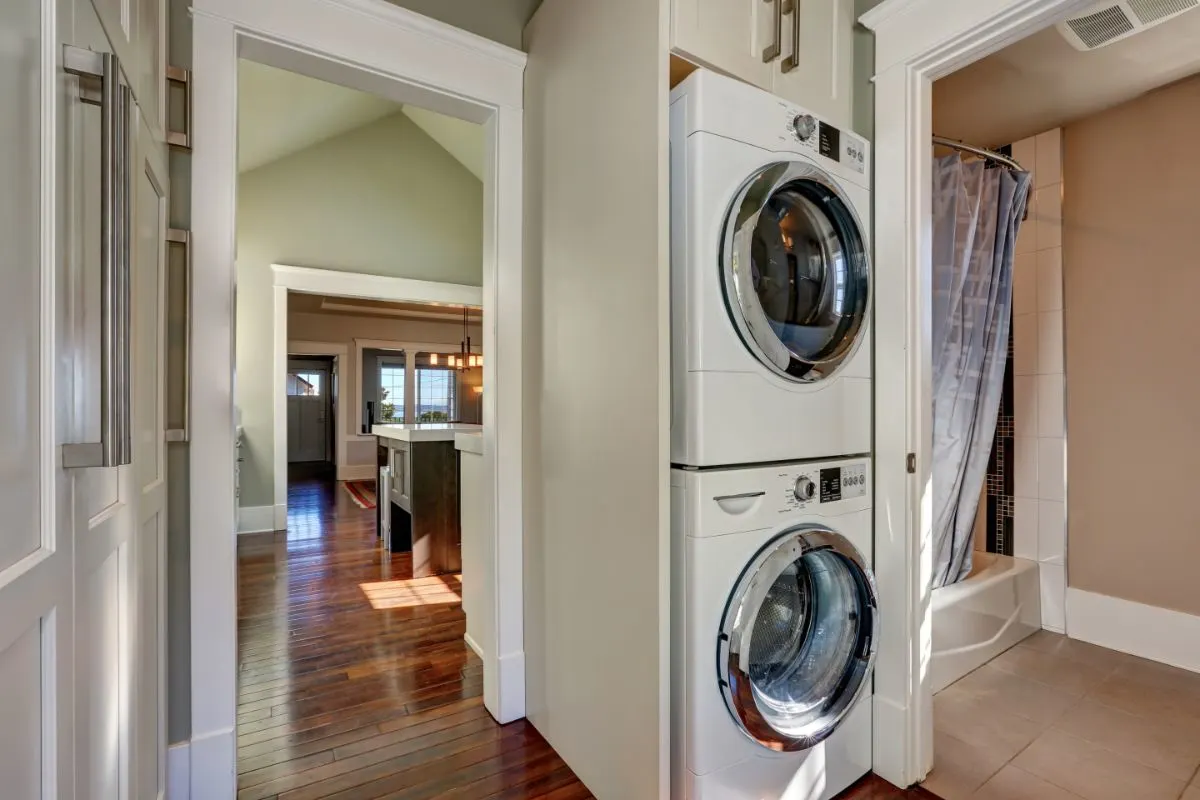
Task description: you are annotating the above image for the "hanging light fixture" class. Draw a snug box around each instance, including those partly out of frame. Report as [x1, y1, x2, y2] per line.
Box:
[429, 353, 438, 366]
[456, 306, 480, 372]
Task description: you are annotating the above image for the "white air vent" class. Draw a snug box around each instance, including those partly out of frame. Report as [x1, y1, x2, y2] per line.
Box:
[1057, 0, 1199, 50]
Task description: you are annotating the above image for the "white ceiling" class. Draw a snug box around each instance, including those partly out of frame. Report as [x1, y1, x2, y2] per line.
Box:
[933, 9, 1200, 148]
[237, 61, 483, 178]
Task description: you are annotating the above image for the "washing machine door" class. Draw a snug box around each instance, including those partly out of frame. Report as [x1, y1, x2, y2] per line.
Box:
[721, 161, 870, 382]
[718, 525, 878, 751]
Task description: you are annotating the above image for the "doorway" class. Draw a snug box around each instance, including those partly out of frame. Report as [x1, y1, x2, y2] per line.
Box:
[287, 356, 335, 472]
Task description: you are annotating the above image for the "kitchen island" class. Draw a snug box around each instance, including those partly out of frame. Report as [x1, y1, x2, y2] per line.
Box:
[374, 423, 481, 577]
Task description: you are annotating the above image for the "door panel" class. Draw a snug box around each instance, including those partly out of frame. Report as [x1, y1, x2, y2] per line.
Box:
[0, 624, 44, 799]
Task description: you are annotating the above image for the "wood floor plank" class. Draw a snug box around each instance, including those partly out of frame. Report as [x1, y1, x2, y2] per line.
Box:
[238, 477, 591, 800]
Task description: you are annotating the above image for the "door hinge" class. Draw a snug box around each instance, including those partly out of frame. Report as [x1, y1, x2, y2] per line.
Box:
[166, 65, 192, 151]
[906, 453, 916, 474]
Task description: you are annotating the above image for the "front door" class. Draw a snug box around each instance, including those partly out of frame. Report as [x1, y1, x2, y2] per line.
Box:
[0, 1, 167, 795]
[288, 358, 332, 463]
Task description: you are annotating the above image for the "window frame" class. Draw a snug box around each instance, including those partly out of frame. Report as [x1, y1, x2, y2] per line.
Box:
[354, 338, 468, 434]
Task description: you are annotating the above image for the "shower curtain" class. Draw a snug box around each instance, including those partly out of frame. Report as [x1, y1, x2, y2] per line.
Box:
[931, 155, 1031, 588]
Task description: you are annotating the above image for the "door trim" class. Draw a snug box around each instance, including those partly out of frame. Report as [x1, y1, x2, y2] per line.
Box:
[189, 1, 527, 795]
[280, 340, 347, 480]
[860, 0, 1090, 787]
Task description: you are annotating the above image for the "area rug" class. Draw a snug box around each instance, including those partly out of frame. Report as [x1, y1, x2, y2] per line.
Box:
[342, 480, 377, 509]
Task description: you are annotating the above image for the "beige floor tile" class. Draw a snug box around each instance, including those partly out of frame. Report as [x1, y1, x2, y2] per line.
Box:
[988, 645, 1115, 696]
[1015, 632, 1137, 672]
[1087, 671, 1200, 730]
[1184, 786, 1200, 800]
[935, 688, 1048, 763]
[1054, 697, 1200, 780]
[1013, 728, 1185, 800]
[949, 664, 1078, 726]
[924, 731, 1008, 800]
[971, 765, 1084, 800]
[1118, 657, 1200, 700]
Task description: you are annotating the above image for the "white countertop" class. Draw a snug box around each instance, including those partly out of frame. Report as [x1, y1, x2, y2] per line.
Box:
[373, 423, 483, 443]
[455, 431, 483, 455]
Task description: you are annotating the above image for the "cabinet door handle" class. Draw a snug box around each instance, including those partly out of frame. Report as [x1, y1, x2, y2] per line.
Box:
[762, 0, 782, 62]
[782, 0, 801, 72]
[62, 46, 134, 469]
[165, 228, 191, 442]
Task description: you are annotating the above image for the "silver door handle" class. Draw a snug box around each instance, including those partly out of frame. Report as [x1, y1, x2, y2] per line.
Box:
[62, 46, 133, 468]
[782, 0, 801, 72]
[165, 228, 191, 442]
[762, 0, 782, 62]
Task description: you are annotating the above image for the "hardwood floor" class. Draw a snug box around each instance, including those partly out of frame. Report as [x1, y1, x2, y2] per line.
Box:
[237, 478, 593, 799]
[237, 478, 931, 799]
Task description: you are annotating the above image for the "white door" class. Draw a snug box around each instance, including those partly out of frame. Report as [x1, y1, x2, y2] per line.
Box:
[287, 360, 331, 463]
[0, 0, 166, 795]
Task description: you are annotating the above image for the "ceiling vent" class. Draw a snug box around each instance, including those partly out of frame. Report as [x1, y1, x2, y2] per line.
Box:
[1057, 0, 1199, 50]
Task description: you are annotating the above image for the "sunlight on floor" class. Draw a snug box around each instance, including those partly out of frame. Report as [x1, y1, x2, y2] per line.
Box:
[359, 574, 463, 610]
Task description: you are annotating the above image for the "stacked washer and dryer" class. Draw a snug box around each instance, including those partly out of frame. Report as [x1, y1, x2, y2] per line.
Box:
[669, 70, 879, 800]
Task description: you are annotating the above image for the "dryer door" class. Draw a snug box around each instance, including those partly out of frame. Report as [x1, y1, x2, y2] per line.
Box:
[721, 161, 870, 383]
[718, 525, 878, 751]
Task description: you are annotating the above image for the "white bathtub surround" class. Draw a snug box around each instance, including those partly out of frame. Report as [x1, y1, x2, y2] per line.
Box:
[930, 553, 1041, 694]
[1011, 128, 1067, 633]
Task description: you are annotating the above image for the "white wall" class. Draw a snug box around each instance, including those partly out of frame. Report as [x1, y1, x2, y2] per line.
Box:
[522, 0, 669, 797]
[236, 111, 483, 507]
[288, 308, 482, 468]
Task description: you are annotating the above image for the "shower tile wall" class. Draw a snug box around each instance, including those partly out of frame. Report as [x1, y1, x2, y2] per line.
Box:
[1011, 128, 1067, 633]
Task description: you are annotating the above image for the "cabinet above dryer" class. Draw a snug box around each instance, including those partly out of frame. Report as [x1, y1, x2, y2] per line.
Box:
[671, 0, 857, 130]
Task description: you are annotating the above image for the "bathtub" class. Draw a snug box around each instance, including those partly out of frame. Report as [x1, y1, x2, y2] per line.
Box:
[931, 552, 1042, 693]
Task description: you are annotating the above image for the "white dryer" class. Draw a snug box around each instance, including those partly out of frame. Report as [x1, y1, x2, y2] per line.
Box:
[671, 457, 878, 800]
[670, 70, 873, 468]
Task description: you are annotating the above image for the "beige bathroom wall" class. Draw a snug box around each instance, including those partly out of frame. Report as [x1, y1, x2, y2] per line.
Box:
[236, 111, 483, 508]
[1063, 74, 1200, 618]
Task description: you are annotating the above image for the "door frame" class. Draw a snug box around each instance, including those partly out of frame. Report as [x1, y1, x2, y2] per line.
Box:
[860, 0, 1090, 788]
[189, 1, 526, 794]
[284, 352, 337, 466]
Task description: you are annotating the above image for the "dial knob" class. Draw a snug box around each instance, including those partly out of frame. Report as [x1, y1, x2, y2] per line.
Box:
[793, 476, 816, 502]
[792, 113, 817, 141]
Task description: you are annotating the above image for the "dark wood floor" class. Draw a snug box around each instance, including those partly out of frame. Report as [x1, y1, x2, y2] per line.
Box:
[237, 477, 593, 799]
[237, 478, 932, 800]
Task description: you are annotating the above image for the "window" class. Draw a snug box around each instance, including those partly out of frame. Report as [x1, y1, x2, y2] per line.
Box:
[378, 360, 405, 423]
[287, 370, 322, 396]
[415, 352, 457, 422]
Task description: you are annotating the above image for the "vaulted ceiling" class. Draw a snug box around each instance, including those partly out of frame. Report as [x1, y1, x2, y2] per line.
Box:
[237, 61, 483, 178]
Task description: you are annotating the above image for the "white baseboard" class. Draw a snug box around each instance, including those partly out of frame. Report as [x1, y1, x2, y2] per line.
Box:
[189, 726, 235, 799]
[872, 693, 924, 787]
[464, 632, 485, 660]
[238, 504, 286, 534]
[1067, 587, 1200, 674]
[495, 649, 526, 724]
[167, 741, 190, 799]
[337, 463, 377, 481]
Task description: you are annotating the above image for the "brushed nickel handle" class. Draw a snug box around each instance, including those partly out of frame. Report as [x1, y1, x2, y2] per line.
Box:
[782, 0, 801, 72]
[62, 46, 133, 468]
[166, 66, 192, 151]
[165, 228, 191, 442]
[762, 0, 782, 62]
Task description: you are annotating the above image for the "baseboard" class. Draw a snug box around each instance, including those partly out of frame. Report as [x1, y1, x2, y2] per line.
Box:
[167, 741, 190, 799]
[189, 726, 235, 799]
[1067, 587, 1200, 674]
[495, 649, 526, 724]
[872, 693, 925, 787]
[238, 504, 285, 534]
[337, 463, 378, 481]
[464, 632, 485, 660]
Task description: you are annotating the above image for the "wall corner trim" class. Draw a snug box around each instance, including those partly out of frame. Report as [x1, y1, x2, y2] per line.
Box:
[1067, 587, 1200, 674]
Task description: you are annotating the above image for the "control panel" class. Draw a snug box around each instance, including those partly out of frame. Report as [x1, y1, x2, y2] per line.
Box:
[778, 460, 869, 511]
[776, 102, 866, 176]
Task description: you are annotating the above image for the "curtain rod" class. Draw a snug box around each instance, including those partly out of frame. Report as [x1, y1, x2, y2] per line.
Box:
[932, 135, 1024, 171]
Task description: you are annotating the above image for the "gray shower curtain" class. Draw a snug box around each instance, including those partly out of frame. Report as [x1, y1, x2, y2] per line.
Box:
[931, 156, 1031, 588]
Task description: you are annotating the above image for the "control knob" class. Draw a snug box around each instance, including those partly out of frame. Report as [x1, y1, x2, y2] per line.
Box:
[792, 113, 817, 141]
[793, 476, 816, 502]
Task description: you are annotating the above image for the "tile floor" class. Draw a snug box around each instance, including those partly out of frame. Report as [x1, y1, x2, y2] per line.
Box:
[923, 631, 1200, 800]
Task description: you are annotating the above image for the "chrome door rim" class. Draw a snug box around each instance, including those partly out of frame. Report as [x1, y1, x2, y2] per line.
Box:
[721, 161, 872, 383]
[717, 525, 879, 751]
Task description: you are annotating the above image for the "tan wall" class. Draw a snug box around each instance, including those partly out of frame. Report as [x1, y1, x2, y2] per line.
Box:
[523, 0, 669, 795]
[1063, 74, 1200, 617]
[287, 308, 483, 466]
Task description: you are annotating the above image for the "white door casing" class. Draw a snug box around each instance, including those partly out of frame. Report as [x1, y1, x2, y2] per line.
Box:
[860, 0, 1093, 788]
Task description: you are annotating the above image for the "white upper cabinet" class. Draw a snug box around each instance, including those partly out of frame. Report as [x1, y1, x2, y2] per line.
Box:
[91, 0, 167, 143]
[671, 0, 857, 131]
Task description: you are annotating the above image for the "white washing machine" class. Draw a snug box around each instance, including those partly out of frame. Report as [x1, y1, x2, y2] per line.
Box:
[671, 456, 878, 800]
[670, 70, 873, 468]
